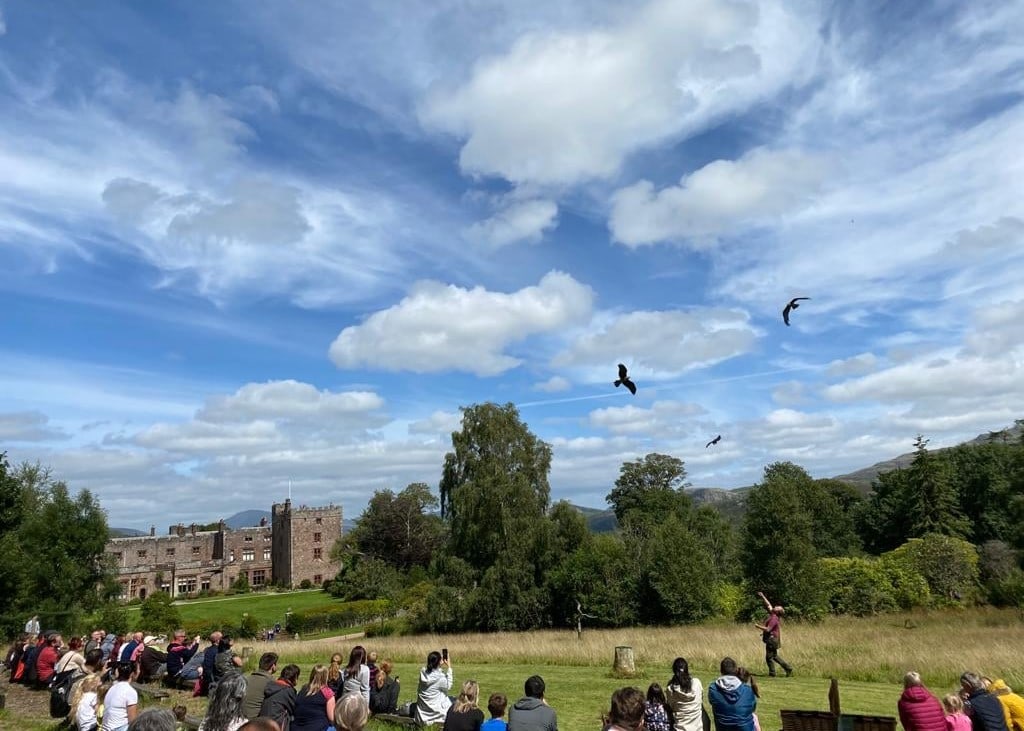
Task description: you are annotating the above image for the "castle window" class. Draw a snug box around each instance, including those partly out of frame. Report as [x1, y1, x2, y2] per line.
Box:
[192, 545, 201, 555]
[200, 578, 211, 592]
[315, 517, 322, 525]
[137, 550, 147, 559]
[177, 576, 197, 595]
[251, 569, 266, 587]
[314, 532, 322, 543]
[242, 549, 254, 562]
[166, 548, 175, 557]
[112, 552, 123, 563]
[313, 574, 323, 584]
[313, 547, 322, 560]
[244, 535, 253, 543]
[264, 534, 271, 542]
[263, 548, 271, 561]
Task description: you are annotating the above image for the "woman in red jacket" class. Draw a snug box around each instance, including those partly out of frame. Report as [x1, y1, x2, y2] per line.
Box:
[899, 671, 948, 731]
[35, 633, 63, 688]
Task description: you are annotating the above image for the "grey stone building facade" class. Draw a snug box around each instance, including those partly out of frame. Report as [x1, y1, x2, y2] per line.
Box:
[105, 499, 342, 600]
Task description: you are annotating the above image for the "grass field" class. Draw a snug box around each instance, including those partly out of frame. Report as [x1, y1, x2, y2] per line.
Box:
[124, 589, 338, 630]
[5, 607, 1024, 731]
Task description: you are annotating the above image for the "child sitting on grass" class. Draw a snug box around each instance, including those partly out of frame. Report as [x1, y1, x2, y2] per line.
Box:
[482, 692, 508, 731]
[943, 693, 972, 731]
[644, 683, 671, 731]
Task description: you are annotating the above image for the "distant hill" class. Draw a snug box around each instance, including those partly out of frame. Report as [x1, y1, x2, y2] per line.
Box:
[834, 422, 1024, 494]
[570, 485, 752, 534]
[110, 527, 146, 537]
[224, 510, 272, 529]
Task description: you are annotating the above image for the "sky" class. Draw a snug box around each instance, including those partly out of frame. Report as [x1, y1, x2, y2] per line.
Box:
[2, 0, 1023, 530]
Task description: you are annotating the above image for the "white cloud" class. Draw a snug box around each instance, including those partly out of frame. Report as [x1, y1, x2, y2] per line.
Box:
[197, 380, 384, 423]
[535, 376, 572, 393]
[609, 148, 831, 247]
[0, 411, 68, 442]
[420, 0, 820, 185]
[329, 271, 594, 376]
[465, 198, 558, 249]
[826, 353, 878, 378]
[771, 381, 805, 406]
[0, 8, 7, 36]
[408, 410, 462, 437]
[555, 307, 758, 376]
[589, 400, 705, 435]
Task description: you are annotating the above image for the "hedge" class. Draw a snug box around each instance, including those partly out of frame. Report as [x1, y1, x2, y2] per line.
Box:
[285, 599, 392, 634]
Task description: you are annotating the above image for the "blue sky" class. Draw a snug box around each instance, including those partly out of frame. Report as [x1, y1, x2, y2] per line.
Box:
[2, 0, 1023, 530]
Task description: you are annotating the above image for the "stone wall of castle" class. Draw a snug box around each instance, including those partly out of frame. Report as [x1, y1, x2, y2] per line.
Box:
[106, 501, 342, 600]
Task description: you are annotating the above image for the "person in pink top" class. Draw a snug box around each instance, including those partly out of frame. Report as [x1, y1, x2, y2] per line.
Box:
[943, 693, 973, 731]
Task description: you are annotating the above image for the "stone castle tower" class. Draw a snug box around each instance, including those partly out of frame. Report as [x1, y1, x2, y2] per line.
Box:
[271, 499, 342, 588]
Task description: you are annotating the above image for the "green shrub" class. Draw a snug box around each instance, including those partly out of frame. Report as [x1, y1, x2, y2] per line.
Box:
[285, 599, 391, 634]
[986, 568, 1024, 607]
[238, 613, 261, 638]
[713, 582, 744, 619]
[299, 579, 313, 590]
[884, 533, 979, 604]
[364, 618, 411, 637]
[138, 592, 182, 633]
[92, 603, 130, 635]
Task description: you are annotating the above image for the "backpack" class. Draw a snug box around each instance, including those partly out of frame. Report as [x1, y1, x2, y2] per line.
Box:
[49, 669, 82, 718]
[21, 644, 41, 685]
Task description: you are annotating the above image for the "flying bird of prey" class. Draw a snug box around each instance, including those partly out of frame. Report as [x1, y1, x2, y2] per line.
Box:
[706, 435, 722, 448]
[614, 364, 637, 395]
[782, 297, 811, 326]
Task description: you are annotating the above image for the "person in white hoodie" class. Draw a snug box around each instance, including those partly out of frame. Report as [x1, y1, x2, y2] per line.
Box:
[415, 650, 453, 726]
[666, 657, 705, 731]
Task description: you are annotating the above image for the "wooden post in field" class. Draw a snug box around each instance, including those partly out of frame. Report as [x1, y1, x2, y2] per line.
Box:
[614, 646, 636, 675]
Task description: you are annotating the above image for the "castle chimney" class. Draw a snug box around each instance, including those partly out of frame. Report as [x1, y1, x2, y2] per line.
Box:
[150, 525, 155, 537]
[177, 524, 186, 538]
[190, 523, 196, 536]
[259, 517, 267, 527]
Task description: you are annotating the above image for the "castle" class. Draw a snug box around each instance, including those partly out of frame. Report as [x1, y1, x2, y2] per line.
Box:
[104, 500, 342, 600]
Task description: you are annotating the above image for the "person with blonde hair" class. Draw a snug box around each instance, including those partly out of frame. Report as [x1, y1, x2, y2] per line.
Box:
[71, 673, 103, 731]
[334, 693, 370, 731]
[445, 680, 484, 731]
[988, 679, 1024, 731]
[327, 653, 344, 693]
[899, 671, 947, 731]
[942, 693, 972, 731]
[292, 665, 336, 731]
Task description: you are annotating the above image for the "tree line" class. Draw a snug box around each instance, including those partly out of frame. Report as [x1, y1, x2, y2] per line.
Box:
[331, 405, 1024, 632]
[3, 409, 1024, 638]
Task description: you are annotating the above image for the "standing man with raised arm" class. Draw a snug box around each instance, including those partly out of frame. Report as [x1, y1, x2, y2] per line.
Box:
[753, 591, 793, 678]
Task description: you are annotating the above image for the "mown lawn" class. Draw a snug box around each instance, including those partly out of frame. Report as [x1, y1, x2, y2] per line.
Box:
[125, 589, 338, 630]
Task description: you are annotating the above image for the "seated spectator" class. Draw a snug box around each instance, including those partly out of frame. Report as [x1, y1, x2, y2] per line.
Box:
[943, 694, 972, 731]
[140, 638, 169, 683]
[173, 705, 189, 730]
[509, 675, 558, 731]
[369, 660, 400, 715]
[101, 633, 118, 663]
[243, 653, 279, 720]
[70, 673, 103, 731]
[483, 693, 509, 731]
[130, 708, 178, 731]
[367, 652, 379, 689]
[961, 673, 1009, 731]
[4, 634, 27, 676]
[292, 665, 336, 731]
[120, 632, 144, 663]
[666, 657, 704, 731]
[415, 650, 453, 726]
[200, 632, 224, 697]
[645, 683, 671, 731]
[200, 672, 249, 731]
[445, 680, 485, 731]
[342, 645, 370, 704]
[735, 668, 761, 731]
[36, 633, 63, 688]
[213, 636, 244, 688]
[103, 661, 140, 731]
[899, 672, 946, 731]
[327, 653, 344, 694]
[605, 687, 646, 731]
[56, 636, 88, 676]
[335, 693, 370, 731]
[241, 720, 281, 731]
[259, 663, 300, 730]
[165, 631, 201, 686]
[85, 630, 104, 656]
[708, 657, 756, 731]
[989, 680, 1024, 731]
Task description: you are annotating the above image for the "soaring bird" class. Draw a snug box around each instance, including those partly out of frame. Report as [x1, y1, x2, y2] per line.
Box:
[706, 435, 722, 448]
[614, 364, 637, 395]
[782, 297, 810, 326]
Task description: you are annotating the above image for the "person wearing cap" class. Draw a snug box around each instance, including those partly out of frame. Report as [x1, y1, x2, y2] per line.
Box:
[165, 630, 202, 687]
[139, 636, 169, 684]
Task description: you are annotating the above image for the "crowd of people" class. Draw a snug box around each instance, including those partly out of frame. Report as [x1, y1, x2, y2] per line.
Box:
[5, 608, 1024, 731]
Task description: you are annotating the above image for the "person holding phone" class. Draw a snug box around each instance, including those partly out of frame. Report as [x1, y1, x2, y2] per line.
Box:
[415, 649, 453, 726]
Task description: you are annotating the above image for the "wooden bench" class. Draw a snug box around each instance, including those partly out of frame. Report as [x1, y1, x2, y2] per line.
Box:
[779, 679, 896, 731]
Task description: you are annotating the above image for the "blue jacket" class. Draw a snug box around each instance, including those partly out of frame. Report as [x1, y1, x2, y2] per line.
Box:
[969, 690, 1010, 731]
[708, 675, 756, 731]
